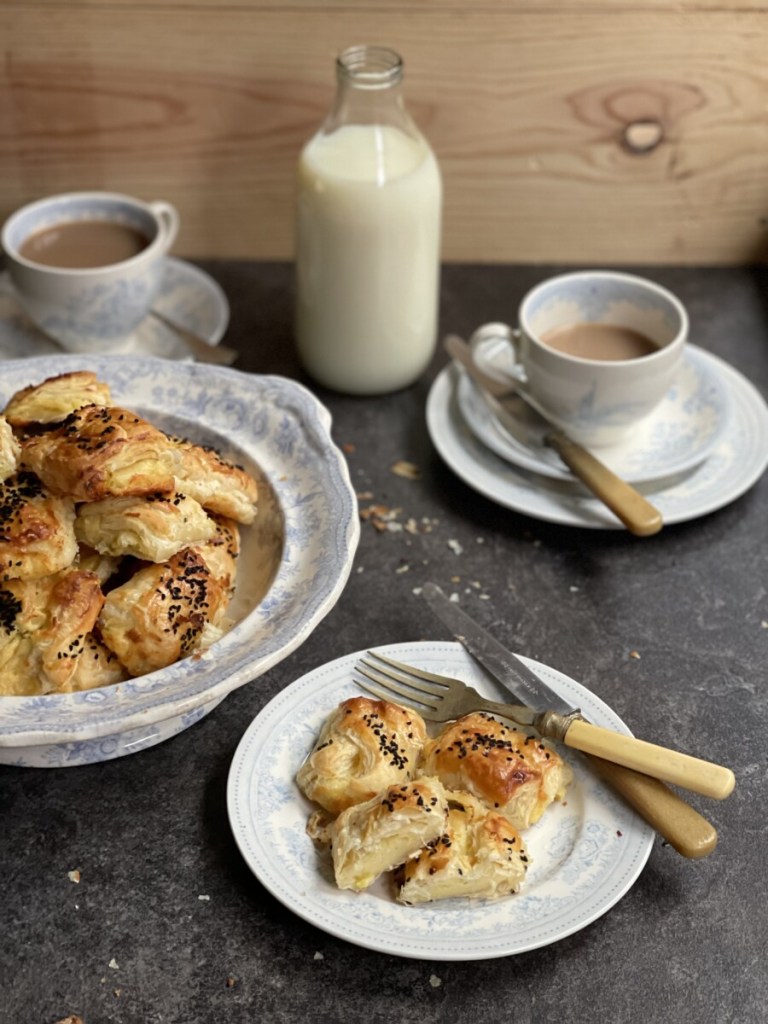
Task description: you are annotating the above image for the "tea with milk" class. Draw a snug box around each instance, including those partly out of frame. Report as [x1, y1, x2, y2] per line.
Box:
[541, 322, 659, 361]
[19, 220, 150, 269]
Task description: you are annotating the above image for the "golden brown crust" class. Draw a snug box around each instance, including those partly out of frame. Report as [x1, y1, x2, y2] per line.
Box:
[193, 516, 240, 595]
[168, 436, 258, 524]
[21, 405, 177, 501]
[97, 547, 230, 676]
[0, 569, 127, 693]
[296, 696, 428, 815]
[418, 713, 573, 830]
[398, 791, 530, 904]
[0, 416, 21, 482]
[330, 776, 449, 891]
[74, 492, 218, 563]
[0, 471, 78, 581]
[2, 371, 112, 429]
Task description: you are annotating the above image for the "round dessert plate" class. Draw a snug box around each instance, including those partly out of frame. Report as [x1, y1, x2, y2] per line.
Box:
[427, 349, 768, 530]
[228, 641, 654, 961]
[0, 257, 229, 361]
[459, 338, 729, 483]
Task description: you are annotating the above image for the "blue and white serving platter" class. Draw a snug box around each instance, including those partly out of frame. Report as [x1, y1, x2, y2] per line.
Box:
[0, 354, 359, 767]
[0, 257, 228, 361]
[227, 641, 654, 961]
[460, 338, 729, 484]
[429, 348, 768, 529]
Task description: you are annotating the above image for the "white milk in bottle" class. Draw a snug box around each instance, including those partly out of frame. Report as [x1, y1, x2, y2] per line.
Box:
[295, 47, 442, 394]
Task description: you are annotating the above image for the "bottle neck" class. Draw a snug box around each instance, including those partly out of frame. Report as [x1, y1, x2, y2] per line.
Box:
[323, 46, 418, 137]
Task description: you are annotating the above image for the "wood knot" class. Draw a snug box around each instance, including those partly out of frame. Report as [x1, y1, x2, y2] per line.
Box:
[623, 119, 664, 154]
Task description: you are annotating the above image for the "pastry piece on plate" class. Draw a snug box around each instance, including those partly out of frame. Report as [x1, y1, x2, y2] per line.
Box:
[398, 791, 529, 905]
[0, 416, 21, 482]
[167, 435, 259, 524]
[98, 546, 230, 676]
[2, 371, 111, 429]
[0, 471, 78, 581]
[0, 568, 126, 694]
[21, 405, 178, 501]
[193, 515, 240, 595]
[419, 712, 573, 830]
[296, 696, 428, 815]
[74, 492, 218, 563]
[330, 776, 449, 891]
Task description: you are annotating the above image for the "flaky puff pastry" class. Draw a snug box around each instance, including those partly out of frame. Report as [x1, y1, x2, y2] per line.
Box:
[2, 371, 111, 429]
[193, 516, 240, 596]
[0, 416, 21, 482]
[168, 436, 258, 524]
[331, 776, 449, 891]
[0, 569, 126, 694]
[75, 491, 218, 563]
[98, 546, 230, 676]
[21, 405, 178, 502]
[296, 696, 428, 816]
[398, 791, 529, 905]
[419, 713, 573, 831]
[0, 471, 78, 581]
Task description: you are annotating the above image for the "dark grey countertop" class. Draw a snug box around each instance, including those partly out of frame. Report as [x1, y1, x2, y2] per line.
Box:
[2, 263, 767, 1024]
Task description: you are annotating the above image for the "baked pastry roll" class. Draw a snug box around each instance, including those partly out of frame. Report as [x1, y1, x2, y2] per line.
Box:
[398, 792, 529, 905]
[0, 471, 78, 581]
[168, 436, 258, 524]
[0, 569, 126, 694]
[75, 545, 121, 587]
[21, 405, 177, 502]
[98, 546, 230, 676]
[330, 776, 449, 891]
[2, 371, 111, 429]
[419, 712, 573, 830]
[296, 696, 428, 815]
[0, 416, 21, 482]
[193, 516, 240, 594]
[75, 492, 217, 563]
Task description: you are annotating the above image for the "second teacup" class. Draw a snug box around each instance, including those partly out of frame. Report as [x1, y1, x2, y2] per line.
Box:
[1, 191, 179, 353]
[471, 270, 689, 446]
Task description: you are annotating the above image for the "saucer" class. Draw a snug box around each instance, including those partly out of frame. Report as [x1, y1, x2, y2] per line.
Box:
[426, 348, 768, 530]
[0, 257, 229, 362]
[460, 338, 729, 483]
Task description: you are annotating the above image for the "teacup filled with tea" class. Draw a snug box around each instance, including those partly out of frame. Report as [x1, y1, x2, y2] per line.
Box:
[471, 270, 689, 446]
[1, 191, 178, 352]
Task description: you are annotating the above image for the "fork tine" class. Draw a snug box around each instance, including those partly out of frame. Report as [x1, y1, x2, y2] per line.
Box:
[355, 677, 437, 716]
[365, 651, 453, 689]
[356, 661, 442, 713]
[360, 656, 448, 699]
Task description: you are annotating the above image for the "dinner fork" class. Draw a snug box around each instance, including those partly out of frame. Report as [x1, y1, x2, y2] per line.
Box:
[355, 651, 735, 800]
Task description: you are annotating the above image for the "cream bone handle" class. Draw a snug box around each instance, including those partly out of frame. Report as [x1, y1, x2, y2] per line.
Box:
[536, 709, 736, 800]
[585, 756, 718, 859]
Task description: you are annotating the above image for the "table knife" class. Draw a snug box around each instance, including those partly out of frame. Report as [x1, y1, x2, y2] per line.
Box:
[444, 334, 663, 537]
[421, 581, 724, 858]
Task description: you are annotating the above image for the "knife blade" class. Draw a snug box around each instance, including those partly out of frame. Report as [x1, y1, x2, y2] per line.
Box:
[421, 582, 722, 858]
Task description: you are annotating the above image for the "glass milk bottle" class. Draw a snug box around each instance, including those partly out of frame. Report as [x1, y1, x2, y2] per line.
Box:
[295, 46, 442, 394]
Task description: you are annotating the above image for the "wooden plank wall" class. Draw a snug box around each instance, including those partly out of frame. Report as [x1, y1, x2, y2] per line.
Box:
[1, 1, 767, 265]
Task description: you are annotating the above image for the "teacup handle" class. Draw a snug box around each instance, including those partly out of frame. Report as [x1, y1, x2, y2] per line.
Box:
[150, 200, 179, 254]
[469, 322, 527, 385]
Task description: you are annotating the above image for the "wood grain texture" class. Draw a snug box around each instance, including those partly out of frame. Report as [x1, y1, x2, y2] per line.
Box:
[1, 4, 767, 264]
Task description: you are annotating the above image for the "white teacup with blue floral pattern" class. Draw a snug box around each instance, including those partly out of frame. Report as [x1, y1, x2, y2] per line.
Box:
[1, 191, 179, 353]
[471, 271, 689, 447]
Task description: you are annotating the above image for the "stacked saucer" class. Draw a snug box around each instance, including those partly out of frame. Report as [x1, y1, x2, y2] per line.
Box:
[427, 334, 768, 529]
[0, 258, 228, 362]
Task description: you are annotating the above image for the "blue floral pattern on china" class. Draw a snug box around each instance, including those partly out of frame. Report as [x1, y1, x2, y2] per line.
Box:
[0, 354, 360, 767]
[227, 642, 654, 960]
